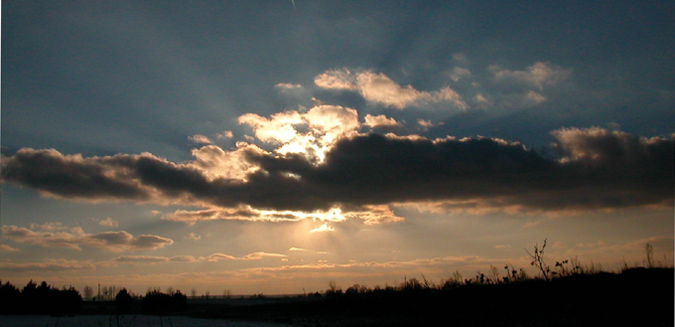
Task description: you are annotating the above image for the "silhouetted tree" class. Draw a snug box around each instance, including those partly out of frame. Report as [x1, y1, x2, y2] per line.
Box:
[0, 281, 21, 313]
[115, 288, 134, 308]
[21, 280, 37, 296]
[325, 280, 342, 297]
[101, 285, 121, 301]
[58, 286, 83, 314]
[173, 290, 187, 308]
[20, 280, 40, 313]
[14, 280, 82, 315]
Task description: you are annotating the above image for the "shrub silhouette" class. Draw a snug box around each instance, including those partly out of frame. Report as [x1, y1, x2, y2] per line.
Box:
[142, 289, 187, 313]
[324, 280, 342, 297]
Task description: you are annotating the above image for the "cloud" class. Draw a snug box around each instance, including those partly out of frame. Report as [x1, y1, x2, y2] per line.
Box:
[112, 255, 197, 264]
[243, 128, 673, 213]
[448, 66, 472, 82]
[188, 134, 213, 144]
[0, 259, 96, 272]
[525, 90, 546, 104]
[1, 224, 173, 252]
[239, 105, 360, 162]
[190, 143, 263, 181]
[98, 217, 119, 228]
[1, 127, 672, 218]
[162, 206, 347, 224]
[451, 52, 470, 66]
[0, 244, 20, 252]
[114, 255, 172, 264]
[238, 111, 305, 144]
[162, 207, 304, 223]
[186, 232, 201, 240]
[0, 148, 152, 201]
[3, 251, 289, 271]
[416, 119, 445, 131]
[113, 252, 285, 264]
[314, 69, 467, 110]
[1, 224, 86, 251]
[313, 69, 357, 90]
[310, 223, 335, 233]
[125, 234, 174, 250]
[170, 255, 199, 262]
[492, 62, 571, 90]
[241, 255, 498, 276]
[241, 252, 288, 260]
[161, 204, 403, 225]
[274, 83, 303, 90]
[363, 114, 402, 130]
[355, 71, 435, 109]
[205, 253, 237, 261]
[480, 61, 572, 109]
[206, 252, 287, 262]
[216, 131, 234, 139]
[344, 205, 405, 225]
[312, 62, 570, 113]
[552, 127, 669, 166]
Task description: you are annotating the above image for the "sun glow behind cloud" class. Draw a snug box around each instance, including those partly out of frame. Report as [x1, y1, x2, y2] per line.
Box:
[2, 0, 674, 299]
[2, 90, 672, 224]
[238, 105, 360, 163]
[310, 223, 335, 233]
[1, 56, 673, 296]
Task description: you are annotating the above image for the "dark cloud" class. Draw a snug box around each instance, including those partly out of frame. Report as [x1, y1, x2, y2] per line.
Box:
[246, 130, 673, 211]
[0, 149, 221, 205]
[2, 128, 672, 214]
[0, 149, 150, 200]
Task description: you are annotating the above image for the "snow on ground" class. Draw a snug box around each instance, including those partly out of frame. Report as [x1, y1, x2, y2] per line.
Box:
[0, 315, 290, 327]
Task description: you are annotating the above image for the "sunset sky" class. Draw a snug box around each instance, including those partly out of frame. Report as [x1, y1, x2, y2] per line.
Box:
[2, 1, 673, 296]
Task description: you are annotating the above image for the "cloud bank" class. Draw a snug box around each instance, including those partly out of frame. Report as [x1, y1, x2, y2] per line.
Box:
[2, 111, 673, 221]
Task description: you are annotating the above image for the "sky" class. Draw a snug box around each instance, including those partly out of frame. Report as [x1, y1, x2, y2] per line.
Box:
[1, 1, 674, 296]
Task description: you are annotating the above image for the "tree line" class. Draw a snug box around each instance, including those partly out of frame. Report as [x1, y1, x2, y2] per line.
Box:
[0, 280, 188, 315]
[0, 280, 82, 315]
